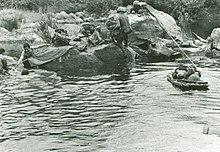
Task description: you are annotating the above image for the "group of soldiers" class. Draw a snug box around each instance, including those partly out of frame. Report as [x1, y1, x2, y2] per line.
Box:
[0, 43, 31, 75]
[0, 1, 148, 74]
[52, 0, 148, 50]
[172, 64, 201, 81]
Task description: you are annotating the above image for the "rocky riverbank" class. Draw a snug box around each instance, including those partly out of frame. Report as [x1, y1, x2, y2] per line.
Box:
[0, 4, 219, 74]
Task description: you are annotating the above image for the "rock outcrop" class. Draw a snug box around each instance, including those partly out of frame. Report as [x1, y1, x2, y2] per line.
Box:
[0, 22, 45, 44]
[54, 11, 84, 24]
[210, 28, 220, 51]
[91, 44, 135, 73]
[0, 4, 197, 75]
[33, 45, 102, 75]
[129, 14, 164, 46]
[24, 43, 135, 76]
[126, 4, 184, 61]
[146, 4, 183, 41]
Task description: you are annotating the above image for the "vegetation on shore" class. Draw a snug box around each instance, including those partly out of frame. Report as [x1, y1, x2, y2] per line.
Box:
[1, 0, 220, 37]
[0, 0, 218, 15]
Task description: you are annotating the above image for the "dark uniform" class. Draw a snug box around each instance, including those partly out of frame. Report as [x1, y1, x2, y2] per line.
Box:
[130, 4, 142, 14]
[0, 48, 8, 73]
[114, 9, 132, 47]
[23, 43, 33, 69]
[52, 29, 70, 46]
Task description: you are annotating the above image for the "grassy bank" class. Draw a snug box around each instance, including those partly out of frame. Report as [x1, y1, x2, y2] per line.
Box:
[0, 9, 45, 58]
[0, 42, 24, 58]
[0, 9, 46, 31]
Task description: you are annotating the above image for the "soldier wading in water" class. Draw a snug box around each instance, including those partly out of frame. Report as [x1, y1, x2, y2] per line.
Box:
[107, 7, 132, 60]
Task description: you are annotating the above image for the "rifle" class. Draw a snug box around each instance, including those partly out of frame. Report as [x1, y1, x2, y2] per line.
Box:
[17, 48, 25, 67]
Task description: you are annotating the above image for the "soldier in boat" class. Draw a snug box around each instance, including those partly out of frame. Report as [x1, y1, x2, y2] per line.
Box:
[185, 65, 201, 81]
[172, 64, 201, 81]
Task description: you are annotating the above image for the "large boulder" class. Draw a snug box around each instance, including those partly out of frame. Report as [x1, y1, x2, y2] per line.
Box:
[146, 4, 183, 41]
[33, 45, 103, 76]
[124, 4, 184, 62]
[43, 52, 103, 76]
[137, 38, 181, 62]
[129, 4, 184, 46]
[154, 38, 179, 56]
[92, 44, 136, 73]
[210, 28, 220, 50]
[92, 44, 135, 63]
[129, 14, 164, 46]
[29, 43, 136, 75]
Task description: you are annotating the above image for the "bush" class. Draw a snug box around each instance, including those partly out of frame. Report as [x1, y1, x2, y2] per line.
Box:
[0, 9, 22, 31]
[21, 11, 43, 23]
[85, 0, 121, 16]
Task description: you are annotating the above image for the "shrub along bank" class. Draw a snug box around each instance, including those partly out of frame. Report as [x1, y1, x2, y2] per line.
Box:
[1, 0, 219, 38]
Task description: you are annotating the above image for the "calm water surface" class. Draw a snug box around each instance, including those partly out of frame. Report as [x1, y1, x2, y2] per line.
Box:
[1, 62, 220, 152]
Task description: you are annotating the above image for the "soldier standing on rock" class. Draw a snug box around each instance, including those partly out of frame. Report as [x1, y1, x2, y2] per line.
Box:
[106, 6, 132, 62]
[113, 7, 132, 48]
[105, 7, 132, 75]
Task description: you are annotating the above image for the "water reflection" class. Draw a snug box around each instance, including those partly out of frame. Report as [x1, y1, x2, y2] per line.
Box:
[1, 63, 220, 152]
[0, 69, 134, 152]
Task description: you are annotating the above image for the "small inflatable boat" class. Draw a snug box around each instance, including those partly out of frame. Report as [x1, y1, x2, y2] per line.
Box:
[167, 72, 209, 90]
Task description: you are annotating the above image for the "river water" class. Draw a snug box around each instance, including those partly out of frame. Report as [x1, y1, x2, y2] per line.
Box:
[1, 62, 220, 152]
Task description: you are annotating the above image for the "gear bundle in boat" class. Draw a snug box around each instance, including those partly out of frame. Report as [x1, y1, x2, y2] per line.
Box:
[167, 72, 209, 90]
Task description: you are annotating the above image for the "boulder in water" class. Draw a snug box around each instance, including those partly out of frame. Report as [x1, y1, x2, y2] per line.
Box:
[129, 5, 184, 46]
[210, 28, 220, 50]
[41, 50, 103, 76]
[124, 5, 184, 62]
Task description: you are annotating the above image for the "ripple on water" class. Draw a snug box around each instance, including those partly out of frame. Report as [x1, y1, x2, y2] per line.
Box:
[1, 65, 220, 152]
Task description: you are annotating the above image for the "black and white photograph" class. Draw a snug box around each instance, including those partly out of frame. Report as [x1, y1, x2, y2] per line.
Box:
[0, 0, 220, 151]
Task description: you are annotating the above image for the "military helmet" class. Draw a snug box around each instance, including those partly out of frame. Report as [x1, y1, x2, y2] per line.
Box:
[117, 7, 126, 13]
[23, 43, 30, 49]
[133, 0, 140, 5]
